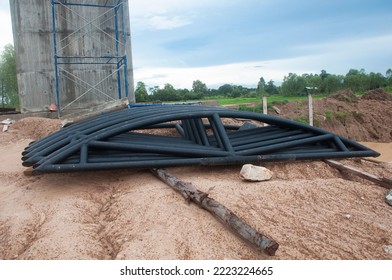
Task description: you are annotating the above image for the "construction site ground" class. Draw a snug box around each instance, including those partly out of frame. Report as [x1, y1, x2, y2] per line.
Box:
[0, 89, 391, 260]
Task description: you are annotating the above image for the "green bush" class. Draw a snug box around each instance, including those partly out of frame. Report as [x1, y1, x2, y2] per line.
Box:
[352, 111, 365, 124]
[325, 110, 332, 122]
[293, 116, 308, 124]
[334, 111, 349, 124]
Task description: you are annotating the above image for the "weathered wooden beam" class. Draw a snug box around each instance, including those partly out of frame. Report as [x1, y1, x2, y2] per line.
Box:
[324, 159, 392, 189]
[151, 168, 279, 256]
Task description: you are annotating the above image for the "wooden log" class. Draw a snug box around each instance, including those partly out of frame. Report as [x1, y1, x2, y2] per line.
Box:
[151, 168, 279, 256]
[324, 159, 392, 189]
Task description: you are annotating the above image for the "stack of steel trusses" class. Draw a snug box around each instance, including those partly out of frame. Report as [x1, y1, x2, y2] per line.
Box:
[22, 105, 379, 173]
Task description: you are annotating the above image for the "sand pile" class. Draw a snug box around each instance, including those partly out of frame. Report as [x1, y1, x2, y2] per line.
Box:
[0, 116, 391, 260]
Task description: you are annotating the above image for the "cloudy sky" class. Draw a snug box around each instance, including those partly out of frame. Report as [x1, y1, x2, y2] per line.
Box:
[1, 0, 391, 89]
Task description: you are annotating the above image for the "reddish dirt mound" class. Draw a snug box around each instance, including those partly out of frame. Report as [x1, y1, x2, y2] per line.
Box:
[2, 117, 62, 144]
[270, 89, 392, 142]
[329, 89, 359, 103]
[362, 88, 392, 101]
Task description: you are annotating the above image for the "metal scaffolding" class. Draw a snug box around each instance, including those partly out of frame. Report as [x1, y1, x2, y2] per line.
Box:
[51, 0, 129, 116]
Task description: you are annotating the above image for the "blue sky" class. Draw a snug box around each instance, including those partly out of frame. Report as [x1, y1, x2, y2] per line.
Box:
[1, 0, 391, 89]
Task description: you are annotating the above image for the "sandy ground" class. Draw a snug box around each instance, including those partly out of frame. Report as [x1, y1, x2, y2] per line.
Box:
[361, 142, 392, 163]
[0, 117, 391, 260]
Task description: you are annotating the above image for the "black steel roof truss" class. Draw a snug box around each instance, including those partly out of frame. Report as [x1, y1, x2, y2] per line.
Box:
[22, 105, 379, 173]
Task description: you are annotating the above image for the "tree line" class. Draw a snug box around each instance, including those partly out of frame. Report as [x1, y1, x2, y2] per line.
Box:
[0, 44, 18, 109]
[136, 68, 392, 102]
[0, 44, 391, 108]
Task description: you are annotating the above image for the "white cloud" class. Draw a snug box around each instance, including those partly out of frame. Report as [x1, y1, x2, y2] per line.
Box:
[129, 0, 235, 17]
[146, 15, 192, 30]
[129, 0, 245, 31]
[133, 33, 392, 89]
[291, 34, 392, 74]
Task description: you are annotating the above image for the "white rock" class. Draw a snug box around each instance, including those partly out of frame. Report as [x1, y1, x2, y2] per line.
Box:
[386, 190, 392, 207]
[272, 106, 281, 114]
[383, 245, 392, 255]
[240, 164, 273, 182]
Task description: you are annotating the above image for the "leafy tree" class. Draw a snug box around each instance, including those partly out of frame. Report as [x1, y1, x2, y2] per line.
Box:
[320, 69, 329, 80]
[368, 72, 386, 89]
[257, 77, 266, 95]
[387, 68, 392, 86]
[192, 80, 208, 98]
[0, 44, 18, 108]
[386, 68, 392, 78]
[133, 67, 392, 103]
[230, 85, 243, 98]
[134, 81, 148, 102]
[207, 88, 219, 97]
[344, 68, 368, 92]
[302, 73, 322, 92]
[178, 88, 201, 101]
[265, 80, 279, 95]
[281, 73, 306, 96]
[149, 86, 159, 96]
[218, 84, 233, 97]
[323, 74, 344, 94]
[151, 83, 180, 102]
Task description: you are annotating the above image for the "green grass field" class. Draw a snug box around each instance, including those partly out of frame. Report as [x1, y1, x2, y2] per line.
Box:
[212, 94, 328, 106]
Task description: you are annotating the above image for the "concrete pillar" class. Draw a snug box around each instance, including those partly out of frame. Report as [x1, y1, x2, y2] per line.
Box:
[9, 0, 134, 114]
